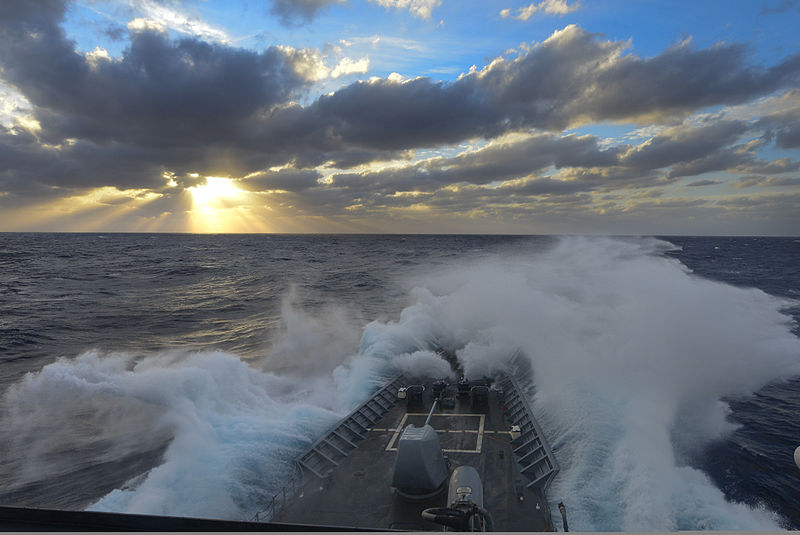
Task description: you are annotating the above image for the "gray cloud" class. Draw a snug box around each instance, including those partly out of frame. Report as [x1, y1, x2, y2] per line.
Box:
[735, 175, 800, 188]
[760, 0, 799, 15]
[1, 29, 306, 149]
[259, 25, 800, 157]
[776, 122, 800, 148]
[329, 133, 619, 195]
[687, 179, 723, 187]
[240, 168, 322, 192]
[269, 0, 344, 26]
[623, 121, 748, 171]
[1, 3, 799, 234]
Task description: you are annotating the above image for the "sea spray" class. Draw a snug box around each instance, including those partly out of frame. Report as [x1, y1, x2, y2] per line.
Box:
[383, 236, 800, 530]
[1, 235, 797, 529]
[0, 283, 437, 519]
[0, 350, 341, 519]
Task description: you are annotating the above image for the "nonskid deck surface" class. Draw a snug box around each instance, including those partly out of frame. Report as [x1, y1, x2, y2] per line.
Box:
[281, 378, 553, 531]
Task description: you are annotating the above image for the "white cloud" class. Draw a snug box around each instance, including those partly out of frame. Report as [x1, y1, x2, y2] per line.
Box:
[500, 0, 579, 20]
[0, 82, 38, 132]
[127, 17, 167, 33]
[85, 46, 112, 70]
[330, 56, 371, 78]
[125, 0, 231, 43]
[369, 0, 442, 19]
[280, 47, 370, 82]
[279, 46, 331, 82]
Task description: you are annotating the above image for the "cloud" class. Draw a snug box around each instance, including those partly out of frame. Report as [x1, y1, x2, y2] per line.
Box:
[269, 25, 800, 157]
[0, 2, 310, 152]
[687, 179, 723, 187]
[123, 0, 231, 43]
[269, 0, 345, 26]
[775, 122, 800, 148]
[622, 121, 748, 171]
[278, 45, 332, 82]
[759, 0, 799, 15]
[735, 175, 800, 188]
[327, 132, 619, 196]
[501, 0, 580, 20]
[330, 56, 370, 78]
[369, 0, 442, 19]
[240, 168, 322, 192]
[1, 5, 799, 234]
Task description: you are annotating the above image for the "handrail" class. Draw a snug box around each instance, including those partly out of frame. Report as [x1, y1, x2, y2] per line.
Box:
[249, 461, 303, 522]
[250, 373, 405, 523]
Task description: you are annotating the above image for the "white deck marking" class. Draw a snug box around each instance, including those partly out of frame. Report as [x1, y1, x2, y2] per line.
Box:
[476, 411, 485, 453]
[383, 413, 487, 453]
[385, 414, 409, 451]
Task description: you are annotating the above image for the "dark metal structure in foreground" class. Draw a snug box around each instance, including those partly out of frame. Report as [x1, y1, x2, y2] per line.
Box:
[0, 504, 384, 531]
[278, 360, 559, 531]
[0, 358, 559, 532]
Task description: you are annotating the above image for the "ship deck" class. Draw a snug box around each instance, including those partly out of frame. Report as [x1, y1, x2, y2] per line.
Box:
[281, 378, 554, 531]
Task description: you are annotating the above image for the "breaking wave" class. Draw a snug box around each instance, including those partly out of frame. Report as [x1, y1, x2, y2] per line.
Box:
[2, 236, 798, 529]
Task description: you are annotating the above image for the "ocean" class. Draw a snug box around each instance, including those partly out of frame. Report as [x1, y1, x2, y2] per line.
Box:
[0, 233, 798, 530]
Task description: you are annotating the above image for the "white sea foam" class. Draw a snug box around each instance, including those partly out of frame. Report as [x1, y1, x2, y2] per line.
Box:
[1, 349, 342, 519]
[2, 236, 798, 529]
[377, 236, 800, 530]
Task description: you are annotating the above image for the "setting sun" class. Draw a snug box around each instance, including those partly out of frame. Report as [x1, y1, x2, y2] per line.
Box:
[188, 176, 242, 208]
[187, 176, 254, 233]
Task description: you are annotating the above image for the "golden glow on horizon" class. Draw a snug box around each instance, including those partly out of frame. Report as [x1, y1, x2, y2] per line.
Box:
[187, 176, 271, 233]
[0, 186, 162, 231]
[188, 176, 241, 207]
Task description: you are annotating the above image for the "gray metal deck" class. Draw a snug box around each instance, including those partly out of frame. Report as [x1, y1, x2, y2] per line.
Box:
[275, 367, 559, 531]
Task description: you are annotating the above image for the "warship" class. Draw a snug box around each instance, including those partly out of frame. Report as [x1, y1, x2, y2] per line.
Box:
[0, 354, 564, 531]
[258, 352, 563, 531]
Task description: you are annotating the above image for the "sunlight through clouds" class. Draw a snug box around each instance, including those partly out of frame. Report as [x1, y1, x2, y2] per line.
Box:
[0, 1, 798, 234]
[186, 177, 259, 233]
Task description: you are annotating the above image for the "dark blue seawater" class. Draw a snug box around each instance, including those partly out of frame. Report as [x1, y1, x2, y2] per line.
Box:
[664, 237, 800, 530]
[0, 233, 797, 529]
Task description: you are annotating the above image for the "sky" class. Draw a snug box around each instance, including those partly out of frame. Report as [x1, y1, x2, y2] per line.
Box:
[0, 0, 799, 234]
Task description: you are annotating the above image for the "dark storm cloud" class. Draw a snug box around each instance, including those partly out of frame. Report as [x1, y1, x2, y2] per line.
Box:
[261, 25, 800, 155]
[622, 121, 748, 171]
[319, 115, 798, 211]
[481, 27, 800, 129]
[775, 122, 800, 148]
[0, 0, 317, 199]
[666, 149, 751, 178]
[754, 95, 800, 149]
[0, 126, 173, 206]
[269, 0, 343, 26]
[1, 1, 800, 220]
[240, 168, 322, 192]
[687, 179, 723, 187]
[329, 133, 619, 194]
[450, 134, 620, 182]
[0, 21, 306, 148]
[498, 177, 592, 196]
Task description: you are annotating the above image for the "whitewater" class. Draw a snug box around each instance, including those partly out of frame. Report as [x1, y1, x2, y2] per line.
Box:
[0, 235, 798, 530]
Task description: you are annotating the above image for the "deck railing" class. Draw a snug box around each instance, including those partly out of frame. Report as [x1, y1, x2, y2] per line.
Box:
[250, 374, 406, 522]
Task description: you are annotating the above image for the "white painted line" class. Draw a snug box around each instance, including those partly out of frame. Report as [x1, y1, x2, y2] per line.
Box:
[476, 414, 485, 453]
[406, 413, 487, 418]
[385, 414, 408, 451]
[384, 413, 489, 454]
[385, 447, 482, 454]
